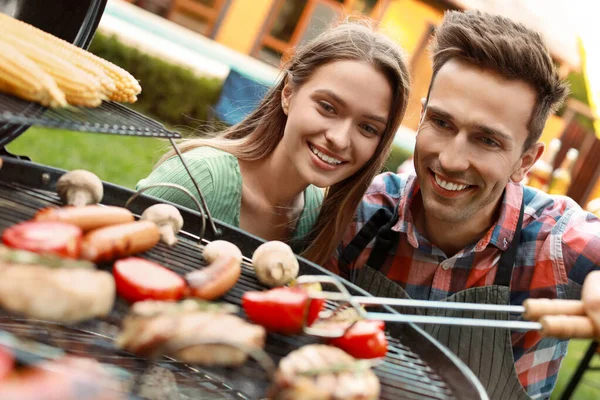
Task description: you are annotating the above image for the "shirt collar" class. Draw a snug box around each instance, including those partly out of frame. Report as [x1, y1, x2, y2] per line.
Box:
[392, 177, 524, 252]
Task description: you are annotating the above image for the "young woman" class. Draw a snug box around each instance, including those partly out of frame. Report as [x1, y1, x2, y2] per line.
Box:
[137, 19, 411, 265]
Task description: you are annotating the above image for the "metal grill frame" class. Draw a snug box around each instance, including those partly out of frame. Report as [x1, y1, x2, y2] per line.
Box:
[0, 156, 487, 400]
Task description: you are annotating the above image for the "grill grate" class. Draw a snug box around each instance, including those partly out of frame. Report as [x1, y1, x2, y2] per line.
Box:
[0, 93, 181, 138]
[0, 165, 476, 399]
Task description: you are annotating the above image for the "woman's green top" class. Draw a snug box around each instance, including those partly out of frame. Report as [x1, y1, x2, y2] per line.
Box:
[136, 147, 323, 241]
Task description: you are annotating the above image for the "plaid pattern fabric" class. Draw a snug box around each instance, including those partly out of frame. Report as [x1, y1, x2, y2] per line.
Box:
[326, 172, 600, 399]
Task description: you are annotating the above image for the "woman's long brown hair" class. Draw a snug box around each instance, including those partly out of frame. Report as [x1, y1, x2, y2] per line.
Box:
[156, 18, 411, 266]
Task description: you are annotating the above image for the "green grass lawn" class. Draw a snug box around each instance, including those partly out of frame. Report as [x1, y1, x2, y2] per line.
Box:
[551, 340, 600, 399]
[6, 126, 171, 189]
[5, 127, 600, 400]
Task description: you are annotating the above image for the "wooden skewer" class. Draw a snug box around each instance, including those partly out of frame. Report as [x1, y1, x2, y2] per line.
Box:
[539, 315, 597, 339]
[523, 299, 586, 321]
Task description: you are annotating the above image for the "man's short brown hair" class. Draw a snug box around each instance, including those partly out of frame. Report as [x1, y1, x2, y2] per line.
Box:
[429, 10, 569, 150]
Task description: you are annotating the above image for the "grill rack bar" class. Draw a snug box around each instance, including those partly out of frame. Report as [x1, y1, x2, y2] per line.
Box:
[0, 93, 181, 139]
[0, 157, 490, 400]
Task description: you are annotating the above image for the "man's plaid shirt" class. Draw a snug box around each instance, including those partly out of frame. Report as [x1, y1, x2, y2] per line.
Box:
[326, 173, 600, 399]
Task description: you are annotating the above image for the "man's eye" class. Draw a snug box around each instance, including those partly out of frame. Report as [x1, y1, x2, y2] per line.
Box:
[432, 118, 450, 129]
[319, 101, 336, 114]
[480, 137, 500, 147]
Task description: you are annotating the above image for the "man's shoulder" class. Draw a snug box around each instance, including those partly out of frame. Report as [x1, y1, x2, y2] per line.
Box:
[522, 185, 585, 224]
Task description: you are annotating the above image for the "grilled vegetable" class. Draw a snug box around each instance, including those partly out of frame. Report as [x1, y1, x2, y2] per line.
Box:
[269, 344, 380, 400]
[0, 245, 94, 269]
[56, 170, 104, 207]
[116, 300, 266, 367]
[0, 346, 14, 381]
[329, 320, 388, 359]
[242, 286, 324, 334]
[0, 40, 67, 108]
[0, 263, 115, 323]
[186, 255, 241, 300]
[1, 221, 82, 258]
[35, 205, 134, 232]
[140, 204, 183, 246]
[252, 241, 299, 287]
[0, 13, 141, 103]
[0, 356, 125, 400]
[1, 32, 105, 107]
[202, 240, 243, 264]
[114, 257, 186, 303]
[80, 221, 160, 263]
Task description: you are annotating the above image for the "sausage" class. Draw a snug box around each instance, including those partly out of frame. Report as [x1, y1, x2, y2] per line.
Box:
[522, 299, 585, 321]
[186, 255, 241, 300]
[35, 205, 134, 232]
[80, 221, 160, 263]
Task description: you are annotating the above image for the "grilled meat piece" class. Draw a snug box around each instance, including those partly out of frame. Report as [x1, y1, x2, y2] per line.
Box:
[116, 300, 266, 366]
[0, 263, 115, 323]
[0, 356, 125, 400]
[137, 366, 180, 400]
[269, 345, 380, 400]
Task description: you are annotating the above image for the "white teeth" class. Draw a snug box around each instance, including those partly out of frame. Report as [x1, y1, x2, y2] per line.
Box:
[434, 174, 468, 191]
[310, 144, 342, 165]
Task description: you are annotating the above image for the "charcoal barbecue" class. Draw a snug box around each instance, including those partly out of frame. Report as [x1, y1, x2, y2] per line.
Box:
[0, 0, 489, 399]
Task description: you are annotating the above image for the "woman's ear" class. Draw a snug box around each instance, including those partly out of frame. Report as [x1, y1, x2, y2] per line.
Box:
[281, 76, 294, 115]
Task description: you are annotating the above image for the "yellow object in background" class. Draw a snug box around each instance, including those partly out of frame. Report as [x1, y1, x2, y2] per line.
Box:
[548, 148, 579, 196]
[526, 138, 562, 191]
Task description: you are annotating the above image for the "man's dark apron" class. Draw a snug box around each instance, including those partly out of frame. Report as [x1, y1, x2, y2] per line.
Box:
[339, 202, 530, 400]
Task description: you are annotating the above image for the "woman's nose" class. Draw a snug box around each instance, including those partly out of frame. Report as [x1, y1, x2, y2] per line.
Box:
[324, 120, 352, 150]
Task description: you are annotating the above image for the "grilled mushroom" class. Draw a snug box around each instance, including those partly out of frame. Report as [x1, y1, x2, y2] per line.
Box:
[56, 170, 103, 206]
[252, 241, 299, 287]
[202, 240, 243, 264]
[140, 204, 183, 246]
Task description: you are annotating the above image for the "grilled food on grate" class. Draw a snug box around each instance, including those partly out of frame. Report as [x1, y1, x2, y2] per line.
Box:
[269, 344, 380, 400]
[0, 254, 115, 323]
[116, 299, 266, 367]
[0, 13, 141, 107]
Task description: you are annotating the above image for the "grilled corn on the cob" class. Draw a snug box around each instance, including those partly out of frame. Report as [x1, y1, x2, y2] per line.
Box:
[1, 33, 106, 107]
[0, 13, 141, 105]
[0, 41, 67, 108]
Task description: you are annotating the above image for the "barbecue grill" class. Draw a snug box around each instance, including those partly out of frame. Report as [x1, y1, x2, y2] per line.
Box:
[0, 1, 488, 399]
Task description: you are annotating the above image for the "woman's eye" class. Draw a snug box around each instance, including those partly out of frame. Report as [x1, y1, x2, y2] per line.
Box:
[360, 124, 379, 135]
[318, 101, 336, 114]
[480, 137, 500, 147]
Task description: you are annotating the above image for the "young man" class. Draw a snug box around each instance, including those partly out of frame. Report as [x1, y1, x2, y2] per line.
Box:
[326, 10, 600, 400]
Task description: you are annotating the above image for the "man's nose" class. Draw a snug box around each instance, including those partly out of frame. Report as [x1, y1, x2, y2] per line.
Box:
[438, 134, 470, 172]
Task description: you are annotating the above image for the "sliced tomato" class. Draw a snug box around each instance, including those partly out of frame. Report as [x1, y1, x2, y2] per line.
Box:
[0, 346, 14, 380]
[329, 320, 388, 359]
[1, 221, 81, 259]
[113, 257, 186, 303]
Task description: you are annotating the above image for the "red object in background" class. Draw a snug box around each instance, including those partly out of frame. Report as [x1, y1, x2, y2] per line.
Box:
[330, 320, 388, 359]
[113, 257, 186, 303]
[242, 287, 325, 334]
[1, 221, 82, 258]
[0, 346, 14, 380]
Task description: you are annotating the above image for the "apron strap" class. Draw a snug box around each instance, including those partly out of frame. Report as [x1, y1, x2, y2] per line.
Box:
[338, 206, 396, 272]
[493, 200, 525, 287]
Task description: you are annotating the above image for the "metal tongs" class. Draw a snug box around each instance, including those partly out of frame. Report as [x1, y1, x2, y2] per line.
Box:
[296, 275, 596, 339]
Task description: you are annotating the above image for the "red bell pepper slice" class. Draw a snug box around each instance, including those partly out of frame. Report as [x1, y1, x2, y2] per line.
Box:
[0, 346, 13, 380]
[329, 320, 388, 359]
[113, 257, 186, 303]
[1, 221, 82, 259]
[242, 287, 325, 334]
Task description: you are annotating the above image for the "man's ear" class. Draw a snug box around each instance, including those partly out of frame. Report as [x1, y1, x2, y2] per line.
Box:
[281, 76, 294, 115]
[511, 142, 545, 182]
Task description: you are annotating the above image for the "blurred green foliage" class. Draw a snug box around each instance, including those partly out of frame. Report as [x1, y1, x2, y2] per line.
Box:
[88, 33, 223, 128]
